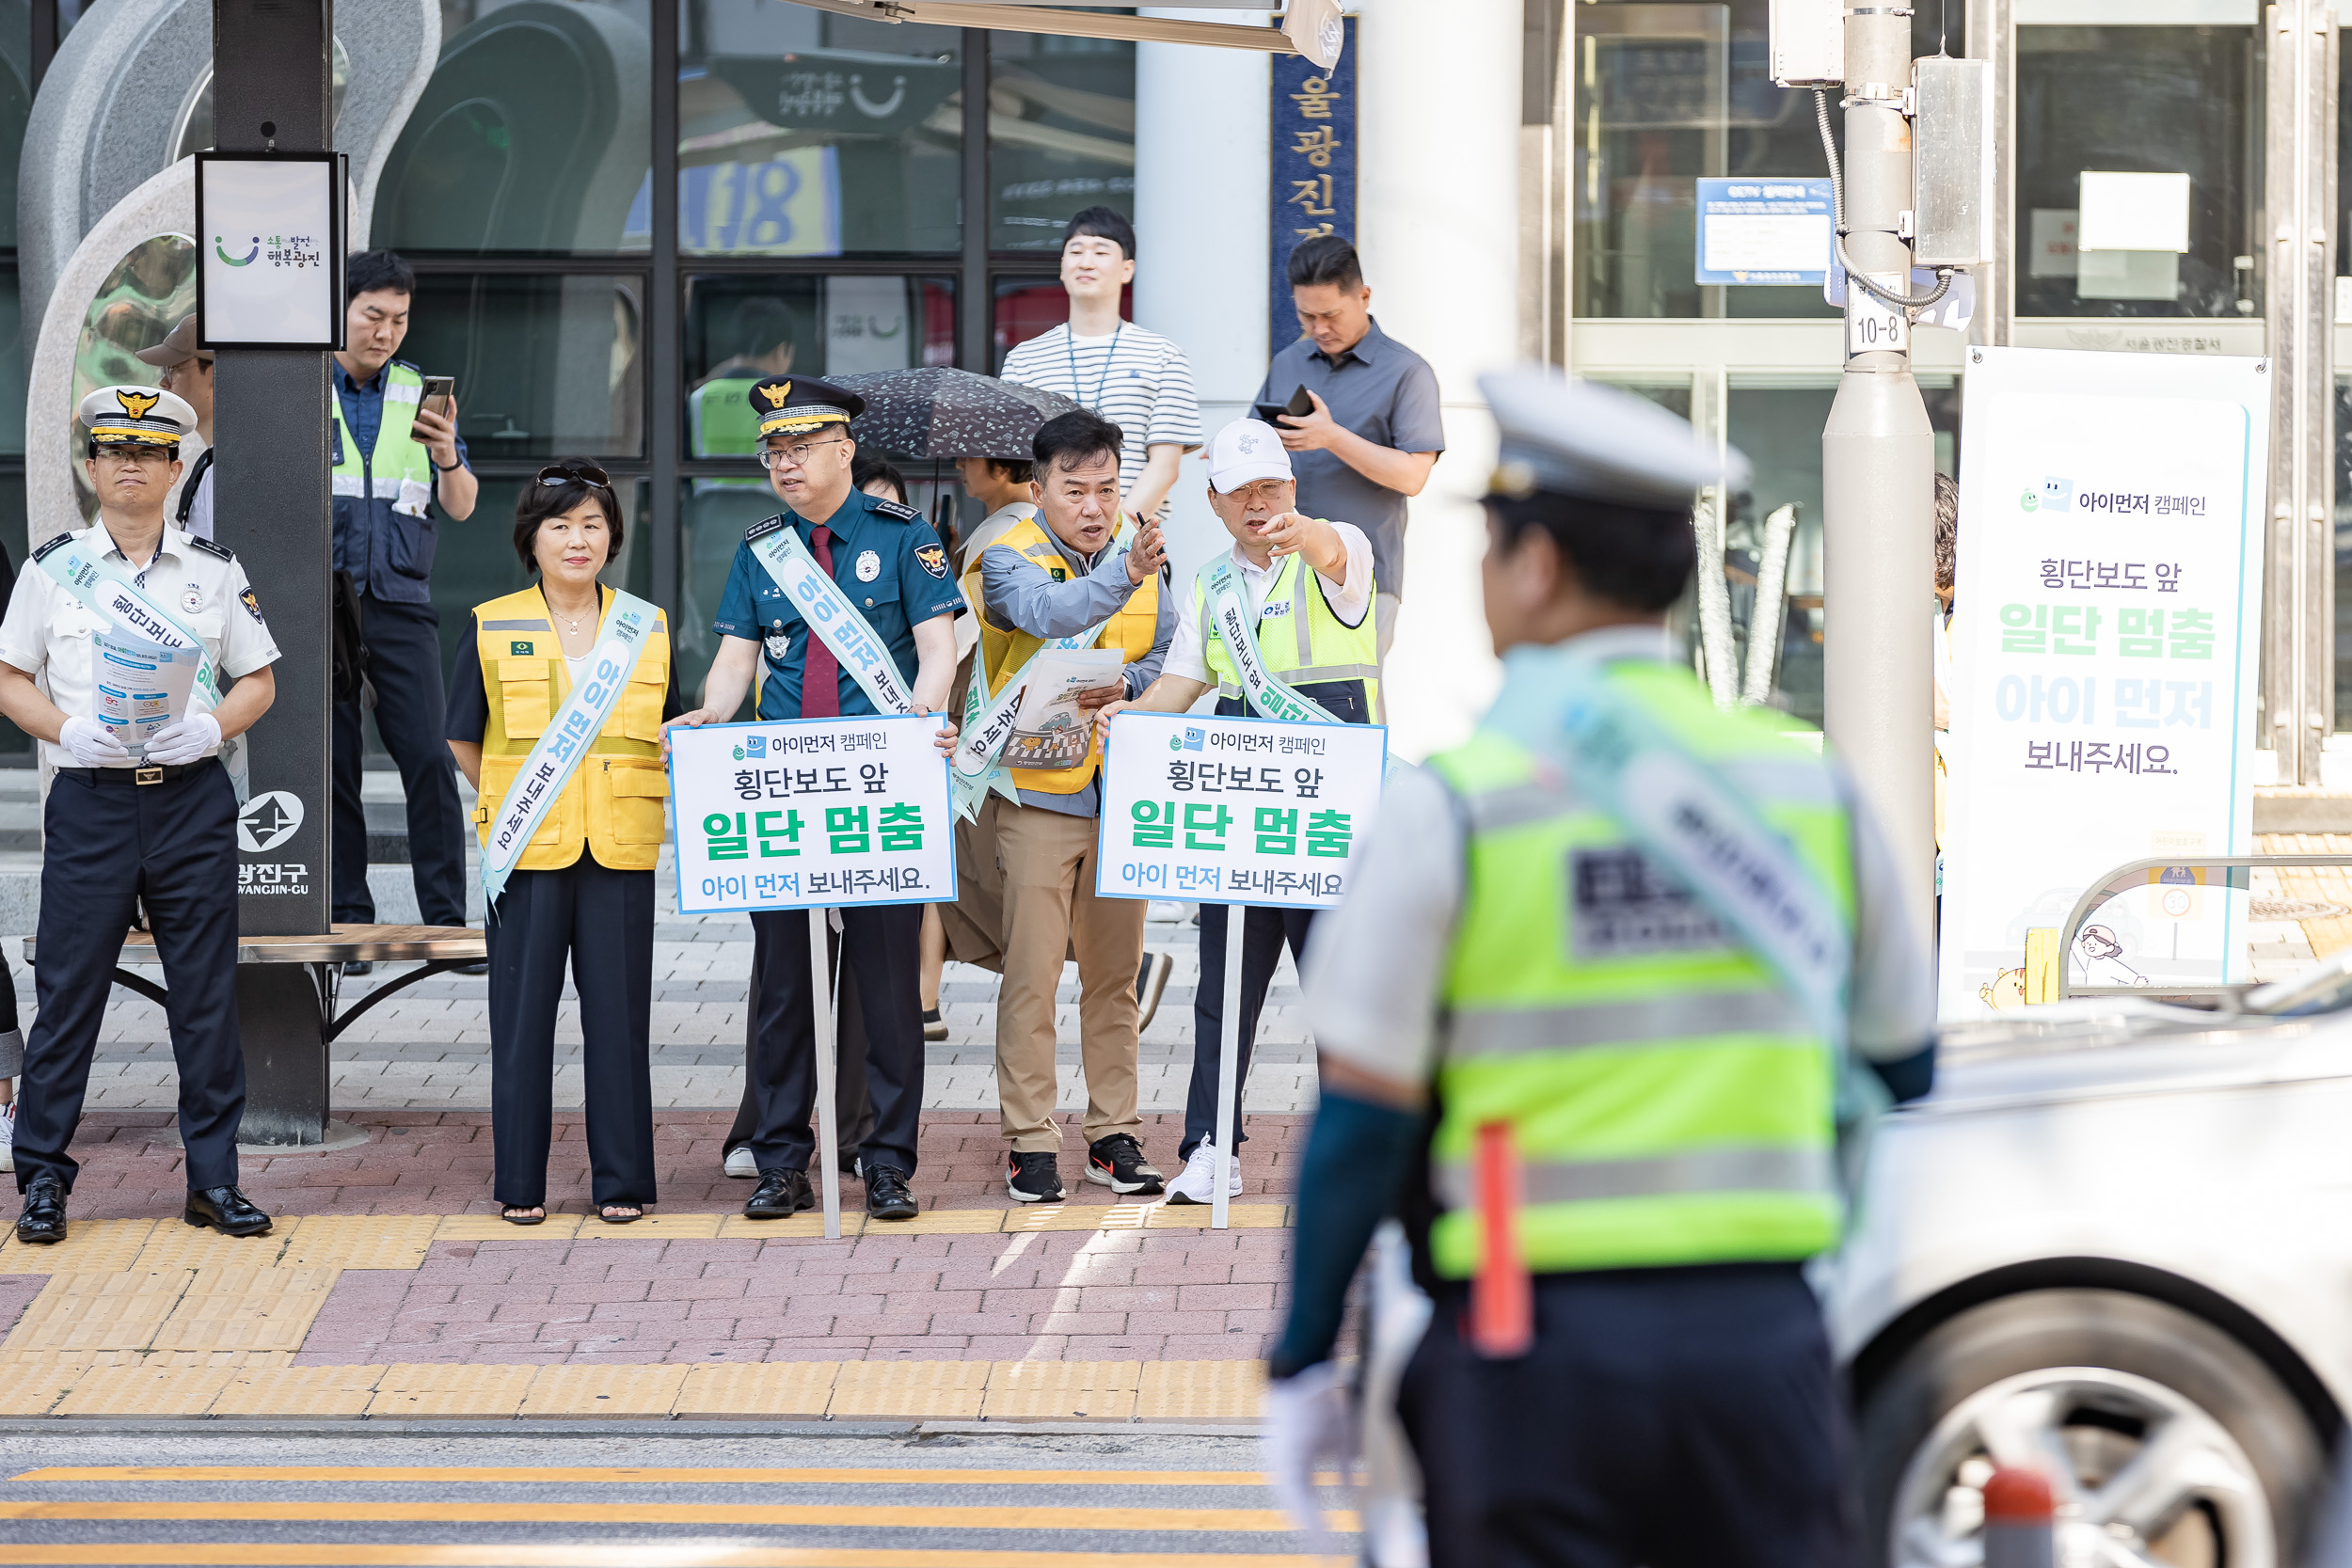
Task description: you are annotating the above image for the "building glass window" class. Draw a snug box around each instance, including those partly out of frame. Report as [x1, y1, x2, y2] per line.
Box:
[375, 0, 654, 256]
[991, 276, 1133, 369]
[989, 33, 1135, 252]
[677, 7, 961, 257]
[398, 272, 647, 463]
[2014, 8, 2263, 319]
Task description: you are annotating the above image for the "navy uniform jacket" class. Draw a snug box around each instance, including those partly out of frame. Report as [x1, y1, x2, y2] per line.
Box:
[712, 488, 963, 720]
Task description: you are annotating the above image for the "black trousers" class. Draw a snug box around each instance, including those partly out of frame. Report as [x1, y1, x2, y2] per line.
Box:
[485, 858, 658, 1209]
[333, 593, 467, 927]
[726, 955, 873, 1164]
[745, 905, 921, 1177]
[17, 765, 245, 1193]
[1399, 1264, 1857, 1568]
[1183, 903, 1316, 1160]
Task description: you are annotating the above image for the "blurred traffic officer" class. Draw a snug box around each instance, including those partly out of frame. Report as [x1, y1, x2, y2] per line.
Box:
[669, 376, 961, 1224]
[0, 387, 281, 1244]
[446, 463, 680, 1227]
[135, 315, 215, 540]
[330, 250, 477, 956]
[1093, 417, 1378, 1205]
[1263, 370, 1937, 1567]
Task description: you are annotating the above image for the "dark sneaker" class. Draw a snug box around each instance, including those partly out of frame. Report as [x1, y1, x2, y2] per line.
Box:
[922, 1006, 948, 1042]
[1086, 1133, 1165, 1196]
[865, 1164, 919, 1221]
[743, 1168, 815, 1219]
[1135, 952, 1174, 1031]
[1006, 1150, 1065, 1204]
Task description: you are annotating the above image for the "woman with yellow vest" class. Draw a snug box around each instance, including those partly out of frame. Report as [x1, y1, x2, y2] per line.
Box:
[974, 410, 1173, 1204]
[444, 464, 681, 1225]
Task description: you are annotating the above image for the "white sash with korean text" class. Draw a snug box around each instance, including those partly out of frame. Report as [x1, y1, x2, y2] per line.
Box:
[1201, 558, 1343, 725]
[746, 522, 915, 717]
[480, 589, 660, 911]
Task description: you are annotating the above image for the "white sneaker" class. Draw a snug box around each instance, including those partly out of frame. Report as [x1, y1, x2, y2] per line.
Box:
[0, 1102, 13, 1175]
[723, 1146, 756, 1179]
[1165, 1138, 1242, 1205]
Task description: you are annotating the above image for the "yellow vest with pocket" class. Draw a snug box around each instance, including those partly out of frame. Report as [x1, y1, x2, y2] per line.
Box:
[469, 583, 672, 871]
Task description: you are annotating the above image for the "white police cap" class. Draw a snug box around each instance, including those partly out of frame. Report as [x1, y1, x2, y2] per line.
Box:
[78, 385, 198, 450]
[1479, 367, 1750, 508]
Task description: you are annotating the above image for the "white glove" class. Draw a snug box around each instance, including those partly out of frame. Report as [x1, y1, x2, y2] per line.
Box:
[58, 715, 132, 768]
[141, 712, 222, 767]
[1262, 1359, 1357, 1545]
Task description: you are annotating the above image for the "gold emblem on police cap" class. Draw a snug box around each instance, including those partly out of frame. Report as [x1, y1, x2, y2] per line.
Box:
[117, 390, 160, 420]
[758, 381, 793, 408]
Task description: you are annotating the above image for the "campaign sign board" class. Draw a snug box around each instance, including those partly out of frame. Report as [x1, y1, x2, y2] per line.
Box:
[1694, 178, 1833, 285]
[195, 152, 345, 349]
[670, 715, 955, 913]
[1096, 711, 1387, 910]
[1939, 345, 2265, 1016]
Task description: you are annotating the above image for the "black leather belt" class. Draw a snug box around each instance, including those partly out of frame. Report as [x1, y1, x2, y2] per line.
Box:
[60, 762, 209, 786]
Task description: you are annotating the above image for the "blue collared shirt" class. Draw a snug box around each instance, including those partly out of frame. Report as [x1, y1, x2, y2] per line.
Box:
[712, 487, 963, 719]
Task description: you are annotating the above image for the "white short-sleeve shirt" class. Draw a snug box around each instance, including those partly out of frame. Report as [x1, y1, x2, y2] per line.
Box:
[0, 522, 282, 769]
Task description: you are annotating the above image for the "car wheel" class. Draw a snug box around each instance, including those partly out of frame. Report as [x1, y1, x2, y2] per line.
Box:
[1857, 1289, 2326, 1568]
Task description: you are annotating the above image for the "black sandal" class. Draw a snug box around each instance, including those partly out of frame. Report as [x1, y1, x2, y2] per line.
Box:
[501, 1205, 546, 1226]
[598, 1205, 643, 1225]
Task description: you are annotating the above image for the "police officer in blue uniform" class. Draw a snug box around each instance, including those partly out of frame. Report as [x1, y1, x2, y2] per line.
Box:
[0, 387, 283, 1243]
[669, 376, 963, 1223]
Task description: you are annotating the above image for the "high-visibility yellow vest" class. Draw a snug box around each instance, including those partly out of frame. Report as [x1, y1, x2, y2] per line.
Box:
[1187, 546, 1381, 723]
[330, 361, 439, 595]
[973, 515, 1160, 795]
[469, 583, 673, 872]
[1422, 658, 1856, 1279]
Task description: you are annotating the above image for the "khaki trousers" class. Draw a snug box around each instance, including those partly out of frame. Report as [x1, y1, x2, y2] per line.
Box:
[936, 795, 1009, 974]
[993, 800, 1145, 1152]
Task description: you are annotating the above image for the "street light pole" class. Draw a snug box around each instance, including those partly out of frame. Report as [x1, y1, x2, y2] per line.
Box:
[1822, 5, 1937, 921]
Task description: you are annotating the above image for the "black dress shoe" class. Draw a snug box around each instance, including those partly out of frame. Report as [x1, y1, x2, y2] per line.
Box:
[342, 960, 373, 977]
[743, 1168, 814, 1220]
[864, 1164, 918, 1221]
[15, 1173, 65, 1244]
[184, 1185, 273, 1237]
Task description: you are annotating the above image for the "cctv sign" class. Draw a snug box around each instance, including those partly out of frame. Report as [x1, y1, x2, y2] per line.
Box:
[195, 152, 346, 350]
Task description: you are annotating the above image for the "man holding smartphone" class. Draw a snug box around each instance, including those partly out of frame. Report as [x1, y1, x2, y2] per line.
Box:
[329, 249, 478, 958]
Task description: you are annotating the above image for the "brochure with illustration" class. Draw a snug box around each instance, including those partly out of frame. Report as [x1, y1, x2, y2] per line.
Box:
[1004, 647, 1127, 771]
[93, 625, 200, 757]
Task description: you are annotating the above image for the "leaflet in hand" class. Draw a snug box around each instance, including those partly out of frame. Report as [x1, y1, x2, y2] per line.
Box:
[1003, 647, 1127, 771]
[93, 623, 201, 757]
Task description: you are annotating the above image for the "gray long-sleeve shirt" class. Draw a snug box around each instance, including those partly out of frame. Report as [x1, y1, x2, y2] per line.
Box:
[979, 530, 1175, 818]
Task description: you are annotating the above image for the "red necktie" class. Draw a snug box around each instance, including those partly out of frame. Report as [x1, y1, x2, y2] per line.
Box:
[798, 524, 842, 719]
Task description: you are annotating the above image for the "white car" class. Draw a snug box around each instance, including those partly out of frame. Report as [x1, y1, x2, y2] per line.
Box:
[1828, 974, 2352, 1567]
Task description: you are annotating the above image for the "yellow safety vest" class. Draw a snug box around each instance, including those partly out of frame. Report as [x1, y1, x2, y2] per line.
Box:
[972, 515, 1160, 795]
[1189, 546, 1382, 723]
[469, 583, 673, 872]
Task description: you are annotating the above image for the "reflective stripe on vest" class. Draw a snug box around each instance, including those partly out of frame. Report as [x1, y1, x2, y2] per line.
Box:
[1423, 663, 1855, 1280]
[469, 583, 673, 873]
[1190, 549, 1380, 720]
[331, 363, 435, 518]
[974, 515, 1159, 796]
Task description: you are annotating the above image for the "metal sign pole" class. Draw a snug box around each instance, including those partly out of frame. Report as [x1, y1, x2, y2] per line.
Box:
[1211, 911, 1245, 1230]
[810, 909, 842, 1240]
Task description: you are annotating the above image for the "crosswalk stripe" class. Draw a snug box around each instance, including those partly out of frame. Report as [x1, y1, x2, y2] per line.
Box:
[0, 1550, 1356, 1567]
[13, 1468, 1346, 1487]
[0, 1501, 1357, 1532]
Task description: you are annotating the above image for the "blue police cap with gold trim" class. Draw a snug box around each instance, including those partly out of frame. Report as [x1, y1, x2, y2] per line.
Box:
[747, 375, 866, 440]
[1479, 367, 1750, 509]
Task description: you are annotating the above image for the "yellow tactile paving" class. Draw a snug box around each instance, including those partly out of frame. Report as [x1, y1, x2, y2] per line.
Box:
[518, 1363, 689, 1418]
[365, 1362, 538, 1420]
[0, 1363, 76, 1416]
[277, 1215, 439, 1271]
[1148, 1204, 1289, 1229]
[978, 1358, 1141, 1421]
[672, 1359, 839, 1419]
[827, 1359, 991, 1420]
[429, 1213, 586, 1243]
[714, 1212, 864, 1240]
[208, 1365, 389, 1419]
[570, 1212, 723, 1240]
[0, 1218, 157, 1275]
[150, 1267, 342, 1354]
[3, 1271, 188, 1354]
[124, 1222, 291, 1272]
[47, 1363, 236, 1418]
[1136, 1359, 1265, 1420]
[901, 1210, 1022, 1235]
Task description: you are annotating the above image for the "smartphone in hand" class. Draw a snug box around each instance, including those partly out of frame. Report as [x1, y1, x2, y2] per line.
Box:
[419, 375, 455, 420]
[1251, 385, 1316, 426]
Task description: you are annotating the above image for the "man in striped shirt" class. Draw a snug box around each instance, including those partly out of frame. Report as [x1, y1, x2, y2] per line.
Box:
[999, 208, 1204, 523]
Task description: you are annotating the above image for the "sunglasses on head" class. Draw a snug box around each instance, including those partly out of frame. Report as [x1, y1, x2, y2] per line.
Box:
[535, 463, 612, 489]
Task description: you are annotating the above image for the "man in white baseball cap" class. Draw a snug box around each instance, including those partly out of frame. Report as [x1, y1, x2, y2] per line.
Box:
[1089, 416, 1379, 1205]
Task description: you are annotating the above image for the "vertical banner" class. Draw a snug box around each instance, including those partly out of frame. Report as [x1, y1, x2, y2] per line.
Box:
[1269, 14, 1358, 351]
[1939, 346, 2265, 1015]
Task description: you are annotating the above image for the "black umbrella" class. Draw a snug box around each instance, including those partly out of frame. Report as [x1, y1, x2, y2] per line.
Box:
[834, 368, 1084, 461]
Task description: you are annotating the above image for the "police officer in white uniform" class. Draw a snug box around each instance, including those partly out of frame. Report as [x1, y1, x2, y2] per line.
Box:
[0, 386, 282, 1244]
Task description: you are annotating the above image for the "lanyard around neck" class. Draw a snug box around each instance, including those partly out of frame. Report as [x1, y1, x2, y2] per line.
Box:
[1064, 323, 1122, 409]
